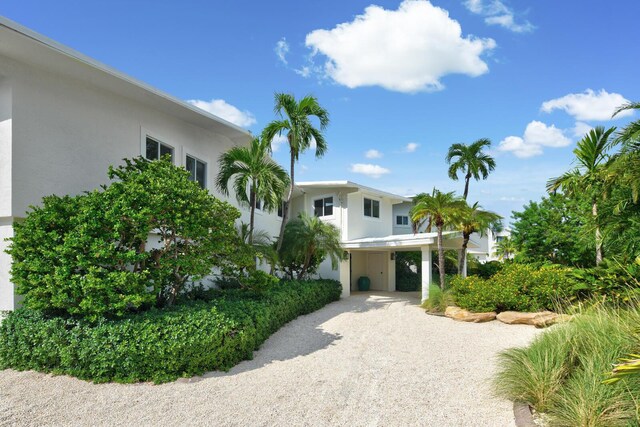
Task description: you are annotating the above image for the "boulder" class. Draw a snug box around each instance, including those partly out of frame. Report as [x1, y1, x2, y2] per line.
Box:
[533, 313, 573, 328]
[445, 306, 496, 323]
[496, 311, 572, 327]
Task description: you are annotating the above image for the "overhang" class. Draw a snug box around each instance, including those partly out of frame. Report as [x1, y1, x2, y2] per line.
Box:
[296, 181, 411, 204]
[342, 231, 480, 250]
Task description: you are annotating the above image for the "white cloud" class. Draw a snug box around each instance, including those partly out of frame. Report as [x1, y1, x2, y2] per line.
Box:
[295, 66, 311, 78]
[464, 0, 534, 33]
[498, 121, 571, 158]
[572, 121, 593, 138]
[350, 163, 391, 178]
[270, 134, 288, 152]
[541, 89, 632, 121]
[404, 142, 419, 153]
[275, 38, 289, 65]
[187, 99, 257, 128]
[365, 149, 383, 159]
[304, 0, 496, 93]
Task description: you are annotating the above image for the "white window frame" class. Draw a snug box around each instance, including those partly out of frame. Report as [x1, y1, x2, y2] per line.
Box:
[185, 153, 207, 189]
[396, 215, 409, 227]
[312, 194, 335, 218]
[140, 128, 176, 164]
[363, 196, 381, 220]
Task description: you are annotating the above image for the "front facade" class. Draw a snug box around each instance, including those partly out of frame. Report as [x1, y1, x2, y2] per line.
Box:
[0, 18, 472, 310]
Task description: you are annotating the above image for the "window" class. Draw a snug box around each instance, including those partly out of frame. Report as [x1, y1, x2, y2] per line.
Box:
[364, 198, 380, 218]
[277, 201, 286, 218]
[313, 197, 333, 217]
[186, 155, 206, 189]
[255, 199, 262, 211]
[396, 215, 409, 226]
[145, 136, 174, 162]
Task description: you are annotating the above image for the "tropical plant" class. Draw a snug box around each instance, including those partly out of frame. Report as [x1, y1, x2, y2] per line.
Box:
[236, 222, 278, 272]
[216, 137, 289, 243]
[456, 202, 501, 277]
[613, 102, 640, 149]
[8, 157, 243, 318]
[262, 93, 330, 250]
[547, 126, 616, 265]
[279, 212, 344, 279]
[445, 138, 496, 200]
[410, 189, 467, 289]
[495, 237, 517, 260]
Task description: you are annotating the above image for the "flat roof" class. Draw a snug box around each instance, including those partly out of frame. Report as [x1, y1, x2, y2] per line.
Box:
[296, 181, 411, 203]
[342, 231, 480, 250]
[0, 16, 252, 143]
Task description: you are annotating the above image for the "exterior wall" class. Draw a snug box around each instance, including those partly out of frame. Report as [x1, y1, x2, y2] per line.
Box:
[350, 252, 367, 290]
[345, 191, 393, 240]
[392, 201, 413, 235]
[0, 223, 15, 311]
[0, 54, 281, 309]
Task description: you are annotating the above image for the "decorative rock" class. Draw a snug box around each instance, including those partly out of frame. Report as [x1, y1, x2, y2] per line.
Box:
[497, 311, 555, 325]
[444, 306, 496, 323]
[533, 313, 573, 328]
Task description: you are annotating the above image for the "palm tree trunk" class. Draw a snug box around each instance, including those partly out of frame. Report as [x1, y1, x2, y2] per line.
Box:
[249, 182, 256, 245]
[458, 234, 469, 278]
[463, 172, 471, 200]
[276, 152, 295, 251]
[593, 201, 603, 265]
[437, 226, 445, 290]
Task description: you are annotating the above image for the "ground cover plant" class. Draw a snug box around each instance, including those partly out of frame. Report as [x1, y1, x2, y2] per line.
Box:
[494, 301, 640, 426]
[0, 279, 341, 383]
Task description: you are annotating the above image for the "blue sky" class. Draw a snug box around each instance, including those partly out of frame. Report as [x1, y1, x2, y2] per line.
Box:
[3, 0, 639, 221]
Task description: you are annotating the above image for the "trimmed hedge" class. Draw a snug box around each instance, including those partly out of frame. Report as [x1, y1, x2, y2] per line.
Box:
[0, 279, 341, 383]
[451, 263, 576, 312]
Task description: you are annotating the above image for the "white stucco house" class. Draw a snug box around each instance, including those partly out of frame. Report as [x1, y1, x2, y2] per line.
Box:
[0, 17, 284, 311]
[0, 17, 473, 311]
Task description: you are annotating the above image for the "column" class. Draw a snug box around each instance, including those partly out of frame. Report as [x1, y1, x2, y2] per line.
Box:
[339, 252, 351, 299]
[421, 246, 432, 302]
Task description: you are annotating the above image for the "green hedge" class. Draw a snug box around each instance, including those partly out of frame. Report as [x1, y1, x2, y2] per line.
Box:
[0, 279, 341, 383]
[451, 263, 576, 312]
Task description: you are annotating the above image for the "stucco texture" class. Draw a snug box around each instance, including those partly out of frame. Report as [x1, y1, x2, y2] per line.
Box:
[0, 293, 538, 426]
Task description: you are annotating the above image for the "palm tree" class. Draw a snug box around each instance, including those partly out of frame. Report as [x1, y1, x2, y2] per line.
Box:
[613, 102, 640, 149]
[446, 138, 496, 200]
[456, 202, 502, 277]
[495, 237, 517, 260]
[410, 189, 467, 290]
[547, 126, 616, 265]
[262, 93, 330, 251]
[611, 102, 640, 203]
[216, 137, 289, 243]
[280, 212, 344, 279]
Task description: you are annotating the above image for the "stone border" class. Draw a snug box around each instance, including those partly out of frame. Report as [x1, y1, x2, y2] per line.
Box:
[513, 402, 536, 427]
[424, 311, 447, 317]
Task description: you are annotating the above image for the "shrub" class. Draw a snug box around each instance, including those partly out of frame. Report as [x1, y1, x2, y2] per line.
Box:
[0, 279, 341, 383]
[8, 157, 246, 319]
[495, 302, 640, 425]
[571, 257, 640, 303]
[396, 251, 421, 292]
[451, 263, 576, 313]
[421, 285, 455, 313]
[467, 260, 503, 279]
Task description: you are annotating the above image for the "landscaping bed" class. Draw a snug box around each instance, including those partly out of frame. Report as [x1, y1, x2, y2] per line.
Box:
[0, 279, 341, 384]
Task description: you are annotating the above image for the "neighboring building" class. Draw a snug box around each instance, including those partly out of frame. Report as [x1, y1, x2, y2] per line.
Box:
[468, 228, 512, 262]
[0, 17, 282, 311]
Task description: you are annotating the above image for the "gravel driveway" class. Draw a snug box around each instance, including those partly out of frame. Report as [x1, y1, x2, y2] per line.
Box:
[0, 293, 538, 426]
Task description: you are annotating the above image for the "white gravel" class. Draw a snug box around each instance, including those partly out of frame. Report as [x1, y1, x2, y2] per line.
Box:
[0, 292, 539, 427]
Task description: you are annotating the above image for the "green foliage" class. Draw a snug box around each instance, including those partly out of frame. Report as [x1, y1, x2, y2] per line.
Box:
[495, 302, 640, 425]
[451, 263, 576, 312]
[278, 213, 345, 279]
[395, 251, 421, 292]
[421, 285, 455, 313]
[570, 257, 640, 303]
[467, 260, 503, 279]
[0, 279, 342, 384]
[8, 157, 244, 319]
[445, 138, 496, 199]
[512, 193, 595, 267]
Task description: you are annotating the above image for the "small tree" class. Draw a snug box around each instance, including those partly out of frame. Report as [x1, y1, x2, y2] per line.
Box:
[456, 202, 501, 277]
[9, 157, 244, 319]
[279, 213, 344, 279]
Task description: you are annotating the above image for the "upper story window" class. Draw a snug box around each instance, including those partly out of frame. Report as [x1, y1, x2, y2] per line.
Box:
[364, 198, 380, 218]
[186, 155, 206, 189]
[396, 215, 409, 226]
[145, 136, 174, 163]
[314, 197, 334, 217]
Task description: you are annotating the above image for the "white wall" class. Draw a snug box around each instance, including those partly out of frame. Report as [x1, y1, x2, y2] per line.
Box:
[0, 223, 15, 310]
[0, 79, 11, 218]
[392, 201, 413, 235]
[345, 192, 393, 240]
